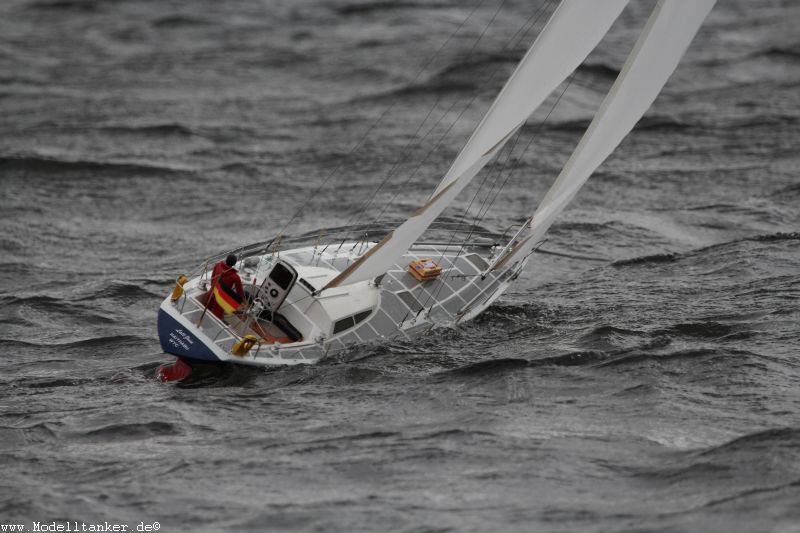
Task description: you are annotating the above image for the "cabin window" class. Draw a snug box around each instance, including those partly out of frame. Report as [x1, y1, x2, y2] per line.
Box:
[298, 278, 316, 293]
[269, 263, 294, 290]
[332, 316, 355, 334]
[332, 309, 373, 335]
[354, 310, 372, 324]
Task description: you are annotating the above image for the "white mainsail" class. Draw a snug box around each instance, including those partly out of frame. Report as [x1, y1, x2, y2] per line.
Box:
[494, 0, 717, 271]
[323, 0, 630, 290]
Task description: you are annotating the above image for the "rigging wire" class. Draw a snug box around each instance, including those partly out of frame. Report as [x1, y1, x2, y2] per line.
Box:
[271, 0, 489, 247]
[392, 0, 557, 324]
[341, 0, 505, 229]
[360, 0, 513, 228]
[371, 0, 554, 228]
[415, 6, 560, 260]
[439, 0, 559, 238]
[474, 79, 574, 232]
[415, 70, 578, 317]
[342, 94, 444, 228]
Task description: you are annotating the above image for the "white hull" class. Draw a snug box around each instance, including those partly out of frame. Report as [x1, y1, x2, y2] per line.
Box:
[158, 240, 526, 367]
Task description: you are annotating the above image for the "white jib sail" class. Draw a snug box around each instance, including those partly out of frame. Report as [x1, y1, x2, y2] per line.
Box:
[323, 0, 630, 290]
[496, 0, 717, 271]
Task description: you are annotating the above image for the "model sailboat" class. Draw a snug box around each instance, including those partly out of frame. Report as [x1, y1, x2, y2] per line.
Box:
[157, 0, 717, 370]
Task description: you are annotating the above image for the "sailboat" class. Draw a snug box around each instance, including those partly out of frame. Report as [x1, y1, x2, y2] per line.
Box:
[156, 0, 717, 373]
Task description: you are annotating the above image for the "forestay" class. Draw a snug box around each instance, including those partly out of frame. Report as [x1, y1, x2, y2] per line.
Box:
[322, 0, 630, 291]
[496, 0, 717, 271]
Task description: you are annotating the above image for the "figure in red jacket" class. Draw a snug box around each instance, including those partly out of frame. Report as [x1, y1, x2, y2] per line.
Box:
[207, 254, 245, 319]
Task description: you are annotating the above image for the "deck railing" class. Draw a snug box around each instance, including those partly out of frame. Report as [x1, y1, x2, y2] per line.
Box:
[188, 220, 521, 282]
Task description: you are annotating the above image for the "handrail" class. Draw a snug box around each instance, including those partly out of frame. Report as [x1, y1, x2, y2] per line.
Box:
[184, 294, 246, 344]
[191, 222, 512, 266]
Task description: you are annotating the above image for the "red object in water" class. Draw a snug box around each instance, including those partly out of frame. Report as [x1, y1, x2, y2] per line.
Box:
[157, 358, 192, 382]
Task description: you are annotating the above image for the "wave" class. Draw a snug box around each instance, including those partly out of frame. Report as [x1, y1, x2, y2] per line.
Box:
[0, 334, 144, 350]
[697, 427, 800, 458]
[81, 421, 181, 441]
[539, 114, 693, 133]
[173, 361, 263, 388]
[595, 347, 718, 368]
[24, 377, 91, 389]
[441, 340, 764, 378]
[769, 183, 800, 199]
[688, 232, 800, 260]
[439, 351, 613, 378]
[576, 61, 621, 80]
[335, 1, 451, 16]
[95, 123, 197, 137]
[0, 156, 191, 178]
[283, 364, 386, 386]
[214, 162, 271, 179]
[0, 259, 32, 274]
[653, 321, 736, 340]
[151, 15, 211, 28]
[358, 51, 519, 101]
[547, 113, 798, 133]
[755, 45, 800, 61]
[441, 357, 530, 377]
[408, 428, 497, 441]
[746, 232, 800, 243]
[575, 325, 646, 350]
[611, 232, 800, 268]
[472, 301, 544, 326]
[551, 220, 657, 241]
[633, 427, 800, 502]
[74, 282, 163, 302]
[0, 295, 116, 324]
[368, 79, 476, 101]
[0, 422, 59, 448]
[25, 0, 99, 11]
[683, 203, 775, 217]
[636, 114, 697, 131]
[300, 431, 400, 447]
[611, 252, 679, 267]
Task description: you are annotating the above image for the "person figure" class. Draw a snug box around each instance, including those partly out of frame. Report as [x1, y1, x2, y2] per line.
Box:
[207, 253, 245, 319]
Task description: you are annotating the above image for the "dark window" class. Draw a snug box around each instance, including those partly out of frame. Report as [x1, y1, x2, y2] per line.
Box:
[333, 316, 355, 334]
[354, 310, 372, 324]
[269, 263, 295, 290]
[298, 278, 316, 293]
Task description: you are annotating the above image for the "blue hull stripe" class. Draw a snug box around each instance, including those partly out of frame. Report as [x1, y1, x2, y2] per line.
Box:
[157, 308, 221, 362]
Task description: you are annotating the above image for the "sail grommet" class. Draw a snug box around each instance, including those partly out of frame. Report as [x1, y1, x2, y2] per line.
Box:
[232, 335, 258, 357]
[170, 275, 188, 302]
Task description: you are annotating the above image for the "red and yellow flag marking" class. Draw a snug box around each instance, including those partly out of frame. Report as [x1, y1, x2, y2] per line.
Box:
[212, 282, 242, 314]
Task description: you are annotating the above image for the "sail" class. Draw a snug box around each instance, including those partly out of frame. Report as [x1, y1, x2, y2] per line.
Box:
[494, 0, 717, 271]
[323, 0, 630, 290]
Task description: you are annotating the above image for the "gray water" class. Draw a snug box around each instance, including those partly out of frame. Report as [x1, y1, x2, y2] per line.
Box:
[1, 0, 799, 531]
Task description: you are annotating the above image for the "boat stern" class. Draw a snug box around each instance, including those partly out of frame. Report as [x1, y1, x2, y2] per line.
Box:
[157, 305, 222, 362]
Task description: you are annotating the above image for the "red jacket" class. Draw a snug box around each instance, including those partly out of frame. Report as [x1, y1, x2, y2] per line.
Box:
[207, 261, 244, 318]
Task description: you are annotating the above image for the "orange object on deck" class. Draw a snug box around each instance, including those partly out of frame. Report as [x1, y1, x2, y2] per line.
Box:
[408, 258, 442, 281]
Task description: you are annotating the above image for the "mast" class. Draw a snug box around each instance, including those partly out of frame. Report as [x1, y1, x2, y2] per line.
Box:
[491, 0, 717, 273]
[322, 0, 630, 291]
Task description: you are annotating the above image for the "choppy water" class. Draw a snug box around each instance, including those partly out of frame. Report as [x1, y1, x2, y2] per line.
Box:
[1, 0, 799, 531]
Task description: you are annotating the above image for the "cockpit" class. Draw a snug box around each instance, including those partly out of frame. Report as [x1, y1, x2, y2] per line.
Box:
[233, 251, 378, 345]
